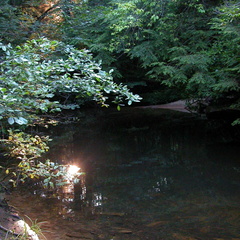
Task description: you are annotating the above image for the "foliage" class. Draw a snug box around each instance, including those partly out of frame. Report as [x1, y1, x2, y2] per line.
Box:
[22, 215, 47, 240]
[59, 0, 240, 116]
[0, 37, 141, 129]
[4, 130, 50, 162]
[3, 0, 238, 110]
[209, 1, 240, 101]
[3, 215, 47, 240]
[1, 1, 239, 111]
[0, 0, 84, 43]
[0, 0, 27, 44]
[3, 130, 83, 188]
[0, 36, 140, 186]
[232, 118, 240, 126]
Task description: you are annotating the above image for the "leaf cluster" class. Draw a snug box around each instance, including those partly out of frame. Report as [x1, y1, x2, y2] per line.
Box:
[0, 36, 141, 186]
[3, 130, 83, 189]
[0, 37, 141, 129]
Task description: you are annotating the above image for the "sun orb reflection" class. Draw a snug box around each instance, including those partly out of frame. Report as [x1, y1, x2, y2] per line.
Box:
[66, 165, 81, 182]
[68, 165, 80, 175]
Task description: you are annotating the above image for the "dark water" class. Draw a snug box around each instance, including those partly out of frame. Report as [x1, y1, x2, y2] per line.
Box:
[8, 108, 240, 240]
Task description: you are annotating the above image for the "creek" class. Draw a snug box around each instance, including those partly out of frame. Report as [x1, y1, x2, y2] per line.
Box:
[7, 107, 240, 240]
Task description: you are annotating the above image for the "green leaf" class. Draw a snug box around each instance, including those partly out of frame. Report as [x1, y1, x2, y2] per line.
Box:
[49, 182, 54, 188]
[0, 88, 7, 93]
[1, 45, 6, 51]
[8, 117, 15, 125]
[128, 100, 132, 105]
[14, 117, 28, 125]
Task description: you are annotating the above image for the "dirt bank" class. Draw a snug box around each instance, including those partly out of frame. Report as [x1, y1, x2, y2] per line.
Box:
[137, 100, 191, 113]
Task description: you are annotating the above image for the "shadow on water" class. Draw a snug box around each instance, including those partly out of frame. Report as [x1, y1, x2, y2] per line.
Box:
[7, 108, 240, 240]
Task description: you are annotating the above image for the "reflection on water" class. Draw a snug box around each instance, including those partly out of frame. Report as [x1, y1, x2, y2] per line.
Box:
[7, 108, 240, 239]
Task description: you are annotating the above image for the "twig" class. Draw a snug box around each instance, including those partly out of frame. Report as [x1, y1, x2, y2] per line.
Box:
[0, 224, 24, 237]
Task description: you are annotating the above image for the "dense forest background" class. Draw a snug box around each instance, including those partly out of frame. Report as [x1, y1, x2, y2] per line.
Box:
[0, 0, 239, 185]
[1, 0, 240, 115]
[1, 0, 239, 114]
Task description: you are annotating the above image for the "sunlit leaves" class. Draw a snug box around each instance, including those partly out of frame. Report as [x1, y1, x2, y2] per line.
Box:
[7, 117, 15, 125]
[2, 129, 84, 188]
[7, 117, 28, 125]
[0, 37, 141, 127]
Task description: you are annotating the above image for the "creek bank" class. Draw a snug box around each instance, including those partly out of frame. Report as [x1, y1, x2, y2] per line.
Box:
[136, 100, 191, 113]
[137, 100, 240, 123]
[0, 171, 40, 240]
[0, 197, 39, 239]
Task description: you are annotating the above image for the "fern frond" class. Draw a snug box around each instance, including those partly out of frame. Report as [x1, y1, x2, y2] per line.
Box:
[147, 62, 176, 80]
[173, 54, 212, 73]
[129, 41, 158, 66]
[168, 46, 188, 58]
[188, 72, 215, 85]
[213, 79, 240, 93]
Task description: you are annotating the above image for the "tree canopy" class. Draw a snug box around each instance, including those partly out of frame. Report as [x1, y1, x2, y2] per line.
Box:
[58, 0, 240, 116]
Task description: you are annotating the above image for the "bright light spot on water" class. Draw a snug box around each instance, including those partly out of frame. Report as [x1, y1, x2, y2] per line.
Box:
[93, 192, 103, 206]
[68, 165, 80, 175]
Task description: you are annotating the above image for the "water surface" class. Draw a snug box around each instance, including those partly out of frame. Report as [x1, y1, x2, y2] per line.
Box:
[8, 108, 240, 240]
